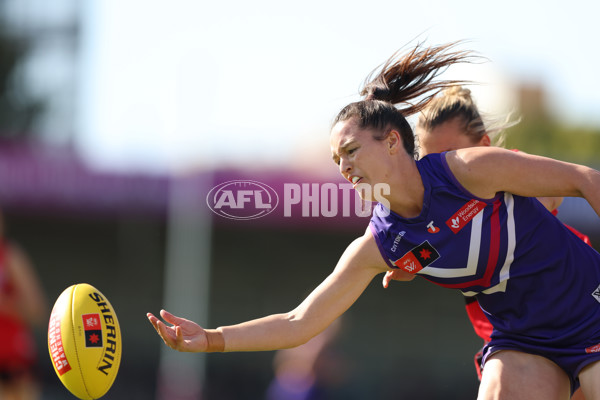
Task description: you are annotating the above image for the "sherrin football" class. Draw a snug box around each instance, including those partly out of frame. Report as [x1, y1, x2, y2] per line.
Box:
[48, 283, 122, 399]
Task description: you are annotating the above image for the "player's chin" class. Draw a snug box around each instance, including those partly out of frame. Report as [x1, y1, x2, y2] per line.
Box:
[359, 195, 376, 203]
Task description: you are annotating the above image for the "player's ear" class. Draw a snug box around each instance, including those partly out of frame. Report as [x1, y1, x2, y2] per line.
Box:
[387, 130, 402, 154]
[479, 134, 491, 147]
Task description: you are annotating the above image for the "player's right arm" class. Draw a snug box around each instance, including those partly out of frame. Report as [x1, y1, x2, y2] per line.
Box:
[147, 229, 390, 352]
[447, 146, 600, 218]
[510, 150, 563, 212]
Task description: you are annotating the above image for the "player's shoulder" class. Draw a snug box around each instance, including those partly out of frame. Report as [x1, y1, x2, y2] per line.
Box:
[345, 229, 390, 272]
[445, 146, 524, 179]
[450, 146, 515, 164]
[443, 147, 519, 199]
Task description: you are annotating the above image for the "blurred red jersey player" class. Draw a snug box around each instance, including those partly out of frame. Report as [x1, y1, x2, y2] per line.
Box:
[0, 209, 48, 400]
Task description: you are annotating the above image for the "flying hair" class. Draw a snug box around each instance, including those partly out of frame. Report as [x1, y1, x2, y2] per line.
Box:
[360, 41, 480, 116]
[333, 41, 482, 158]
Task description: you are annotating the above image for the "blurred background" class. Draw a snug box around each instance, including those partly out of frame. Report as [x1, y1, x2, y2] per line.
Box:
[0, 0, 599, 399]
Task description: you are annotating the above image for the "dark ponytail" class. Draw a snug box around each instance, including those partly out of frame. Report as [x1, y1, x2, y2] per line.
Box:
[333, 41, 478, 157]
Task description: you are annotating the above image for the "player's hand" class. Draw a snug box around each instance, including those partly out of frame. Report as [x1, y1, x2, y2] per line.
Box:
[382, 269, 416, 288]
[147, 310, 208, 352]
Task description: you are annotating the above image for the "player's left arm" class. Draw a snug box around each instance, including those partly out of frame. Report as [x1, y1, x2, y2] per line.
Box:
[510, 149, 563, 211]
[445, 147, 600, 217]
[148, 230, 390, 353]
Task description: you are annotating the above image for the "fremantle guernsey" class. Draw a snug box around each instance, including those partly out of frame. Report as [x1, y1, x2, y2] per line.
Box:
[370, 152, 600, 348]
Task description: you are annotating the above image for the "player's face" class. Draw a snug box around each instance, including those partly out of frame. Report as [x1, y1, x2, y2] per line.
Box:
[330, 118, 393, 201]
[418, 117, 489, 157]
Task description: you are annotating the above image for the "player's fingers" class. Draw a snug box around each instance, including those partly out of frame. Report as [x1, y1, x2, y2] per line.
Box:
[148, 314, 168, 337]
[147, 313, 163, 334]
[147, 312, 158, 326]
[160, 309, 186, 325]
[382, 271, 392, 288]
[175, 326, 184, 349]
[156, 320, 176, 345]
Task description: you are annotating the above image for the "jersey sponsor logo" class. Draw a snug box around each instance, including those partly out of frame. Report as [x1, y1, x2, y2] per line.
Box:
[592, 284, 600, 304]
[586, 343, 600, 354]
[446, 199, 486, 234]
[393, 241, 440, 274]
[427, 221, 440, 233]
[445, 195, 515, 294]
[390, 231, 406, 252]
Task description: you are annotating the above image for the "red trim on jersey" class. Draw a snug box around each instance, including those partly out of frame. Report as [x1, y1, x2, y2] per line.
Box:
[425, 199, 502, 289]
[465, 208, 592, 347]
[565, 224, 591, 245]
[483, 200, 501, 287]
[553, 209, 591, 245]
[465, 299, 493, 342]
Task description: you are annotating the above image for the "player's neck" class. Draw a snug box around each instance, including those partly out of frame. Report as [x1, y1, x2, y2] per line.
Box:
[387, 161, 424, 218]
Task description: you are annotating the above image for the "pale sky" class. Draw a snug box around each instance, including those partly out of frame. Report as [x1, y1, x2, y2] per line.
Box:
[75, 0, 600, 174]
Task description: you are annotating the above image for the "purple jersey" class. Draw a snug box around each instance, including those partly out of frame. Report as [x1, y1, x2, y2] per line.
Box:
[370, 152, 600, 348]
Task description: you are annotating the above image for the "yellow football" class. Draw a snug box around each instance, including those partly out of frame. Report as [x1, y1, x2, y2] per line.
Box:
[48, 283, 122, 399]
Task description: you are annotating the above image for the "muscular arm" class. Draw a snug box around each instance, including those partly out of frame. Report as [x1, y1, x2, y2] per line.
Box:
[511, 150, 563, 211]
[445, 147, 600, 217]
[221, 230, 388, 351]
[148, 229, 391, 352]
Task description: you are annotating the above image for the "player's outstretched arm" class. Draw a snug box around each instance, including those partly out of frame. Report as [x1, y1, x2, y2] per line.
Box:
[147, 229, 389, 353]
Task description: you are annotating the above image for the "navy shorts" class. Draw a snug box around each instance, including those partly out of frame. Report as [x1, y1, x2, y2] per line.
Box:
[482, 337, 600, 394]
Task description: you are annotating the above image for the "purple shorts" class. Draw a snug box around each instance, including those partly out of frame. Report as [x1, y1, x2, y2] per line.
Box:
[482, 336, 600, 394]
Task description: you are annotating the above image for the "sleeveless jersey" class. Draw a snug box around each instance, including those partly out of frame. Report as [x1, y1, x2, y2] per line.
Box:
[370, 153, 600, 347]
